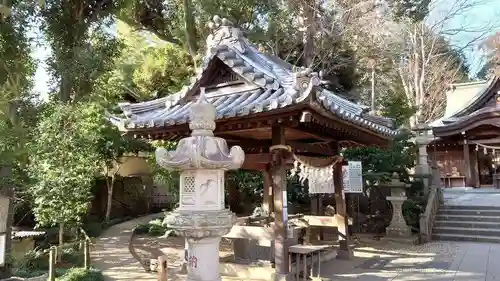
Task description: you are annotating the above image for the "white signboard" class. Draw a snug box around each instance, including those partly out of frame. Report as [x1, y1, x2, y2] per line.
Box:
[343, 161, 363, 193]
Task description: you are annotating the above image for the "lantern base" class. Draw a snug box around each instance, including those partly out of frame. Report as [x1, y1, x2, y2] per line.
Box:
[166, 209, 235, 238]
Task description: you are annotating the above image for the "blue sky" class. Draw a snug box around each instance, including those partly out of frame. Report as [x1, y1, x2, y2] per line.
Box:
[31, 1, 500, 99]
[429, 0, 500, 75]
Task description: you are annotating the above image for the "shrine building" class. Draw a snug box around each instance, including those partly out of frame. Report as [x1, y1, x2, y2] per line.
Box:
[429, 77, 500, 188]
[110, 15, 398, 278]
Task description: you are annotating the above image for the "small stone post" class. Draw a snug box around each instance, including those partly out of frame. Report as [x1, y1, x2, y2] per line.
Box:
[157, 255, 168, 281]
[48, 246, 56, 281]
[156, 89, 245, 281]
[83, 240, 90, 269]
[385, 173, 412, 237]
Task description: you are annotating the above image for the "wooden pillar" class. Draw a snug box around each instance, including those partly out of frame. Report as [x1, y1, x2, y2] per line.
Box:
[309, 195, 318, 241]
[471, 147, 480, 187]
[463, 139, 473, 187]
[318, 195, 324, 240]
[333, 157, 352, 260]
[270, 125, 289, 279]
[262, 169, 274, 214]
[48, 247, 56, 281]
[83, 240, 90, 269]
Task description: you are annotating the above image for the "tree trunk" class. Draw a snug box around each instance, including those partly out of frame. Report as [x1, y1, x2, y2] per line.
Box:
[59, 71, 71, 103]
[183, 0, 198, 67]
[105, 176, 115, 221]
[370, 64, 376, 112]
[58, 223, 64, 262]
[302, 0, 316, 67]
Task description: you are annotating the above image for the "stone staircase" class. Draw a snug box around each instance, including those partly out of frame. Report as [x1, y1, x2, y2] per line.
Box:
[433, 205, 500, 243]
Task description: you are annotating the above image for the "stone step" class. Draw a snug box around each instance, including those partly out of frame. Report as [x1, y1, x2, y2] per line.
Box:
[433, 226, 500, 237]
[435, 214, 500, 222]
[438, 208, 500, 217]
[439, 205, 500, 211]
[432, 233, 500, 243]
[434, 220, 500, 229]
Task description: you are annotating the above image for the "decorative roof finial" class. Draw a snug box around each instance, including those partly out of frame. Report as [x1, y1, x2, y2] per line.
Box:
[206, 15, 245, 53]
[189, 87, 216, 136]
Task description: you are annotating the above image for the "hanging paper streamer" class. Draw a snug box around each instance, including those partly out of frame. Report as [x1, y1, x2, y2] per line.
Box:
[472, 141, 500, 151]
[290, 155, 342, 194]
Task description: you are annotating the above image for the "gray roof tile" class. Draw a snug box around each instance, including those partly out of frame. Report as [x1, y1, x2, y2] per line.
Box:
[112, 16, 397, 137]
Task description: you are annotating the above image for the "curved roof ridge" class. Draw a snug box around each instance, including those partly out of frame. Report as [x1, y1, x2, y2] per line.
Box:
[444, 77, 498, 119]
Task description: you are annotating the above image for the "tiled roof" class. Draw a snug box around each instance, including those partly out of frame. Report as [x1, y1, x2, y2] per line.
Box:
[111, 16, 397, 137]
[430, 77, 498, 128]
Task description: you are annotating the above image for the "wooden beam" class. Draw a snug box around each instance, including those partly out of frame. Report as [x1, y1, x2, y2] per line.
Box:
[226, 139, 336, 155]
[470, 137, 500, 144]
[300, 110, 390, 146]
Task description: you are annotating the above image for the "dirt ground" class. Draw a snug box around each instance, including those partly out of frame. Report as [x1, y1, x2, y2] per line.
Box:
[130, 234, 234, 270]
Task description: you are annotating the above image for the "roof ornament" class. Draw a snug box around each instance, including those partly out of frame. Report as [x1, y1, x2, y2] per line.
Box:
[189, 87, 216, 136]
[155, 87, 245, 170]
[292, 66, 320, 93]
[206, 15, 245, 53]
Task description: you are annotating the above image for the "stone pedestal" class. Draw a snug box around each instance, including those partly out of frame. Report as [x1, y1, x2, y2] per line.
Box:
[384, 173, 411, 237]
[156, 89, 245, 281]
[386, 187, 411, 237]
[186, 237, 222, 281]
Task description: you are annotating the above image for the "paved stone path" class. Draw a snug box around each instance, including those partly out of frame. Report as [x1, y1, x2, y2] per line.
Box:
[443, 187, 500, 207]
[92, 212, 500, 281]
[91, 213, 163, 281]
[319, 241, 500, 281]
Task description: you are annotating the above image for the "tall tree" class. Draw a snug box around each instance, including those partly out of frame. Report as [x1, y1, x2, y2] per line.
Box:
[480, 31, 500, 78]
[112, 21, 195, 99]
[0, 2, 36, 276]
[28, 103, 104, 249]
[98, 124, 152, 221]
[40, 0, 123, 103]
[357, 0, 489, 125]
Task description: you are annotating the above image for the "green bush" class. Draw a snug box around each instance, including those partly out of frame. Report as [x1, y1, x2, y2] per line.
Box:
[13, 267, 68, 278]
[57, 268, 104, 281]
[82, 222, 104, 238]
[15, 246, 84, 274]
[61, 247, 84, 266]
[12, 268, 47, 278]
[148, 224, 166, 236]
[15, 249, 49, 271]
[133, 218, 170, 236]
[133, 223, 150, 235]
[402, 198, 425, 231]
[82, 216, 134, 238]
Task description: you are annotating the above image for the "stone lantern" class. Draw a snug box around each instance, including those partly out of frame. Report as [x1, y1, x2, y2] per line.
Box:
[384, 173, 411, 237]
[155, 89, 245, 281]
[413, 123, 432, 175]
